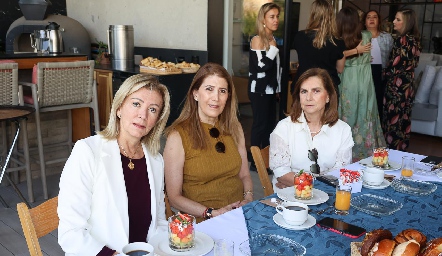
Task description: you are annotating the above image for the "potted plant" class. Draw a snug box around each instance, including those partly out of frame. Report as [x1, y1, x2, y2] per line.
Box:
[95, 39, 110, 64]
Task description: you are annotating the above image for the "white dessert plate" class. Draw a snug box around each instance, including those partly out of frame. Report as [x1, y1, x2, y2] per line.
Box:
[148, 231, 214, 256]
[359, 158, 401, 171]
[273, 213, 316, 230]
[277, 187, 329, 205]
[362, 179, 391, 189]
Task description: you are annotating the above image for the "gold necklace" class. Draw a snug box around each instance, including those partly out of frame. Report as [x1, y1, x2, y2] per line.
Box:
[119, 143, 141, 170]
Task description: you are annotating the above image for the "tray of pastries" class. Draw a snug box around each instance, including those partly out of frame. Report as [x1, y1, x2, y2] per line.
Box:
[176, 61, 200, 73]
[139, 57, 182, 75]
[351, 228, 442, 256]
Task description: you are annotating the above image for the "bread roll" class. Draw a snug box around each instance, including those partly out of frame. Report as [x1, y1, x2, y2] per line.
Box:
[361, 229, 393, 256]
[394, 229, 427, 248]
[392, 240, 420, 256]
[421, 238, 442, 256]
[372, 239, 396, 256]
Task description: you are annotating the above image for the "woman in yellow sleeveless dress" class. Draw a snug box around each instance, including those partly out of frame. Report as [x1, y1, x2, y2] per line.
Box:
[164, 63, 253, 223]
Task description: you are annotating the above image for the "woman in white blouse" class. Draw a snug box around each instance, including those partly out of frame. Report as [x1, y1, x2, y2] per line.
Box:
[269, 68, 354, 192]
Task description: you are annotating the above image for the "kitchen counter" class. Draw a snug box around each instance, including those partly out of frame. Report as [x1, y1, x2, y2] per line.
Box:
[0, 53, 88, 69]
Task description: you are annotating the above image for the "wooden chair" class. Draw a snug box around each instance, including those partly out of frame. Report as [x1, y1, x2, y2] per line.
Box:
[250, 146, 274, 196]
[21, 60, 100, 200]
[17, 196, 59, 256]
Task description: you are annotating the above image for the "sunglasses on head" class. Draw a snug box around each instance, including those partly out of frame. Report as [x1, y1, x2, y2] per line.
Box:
[308, 148, 320, 174]
[209, 127, 226, 153]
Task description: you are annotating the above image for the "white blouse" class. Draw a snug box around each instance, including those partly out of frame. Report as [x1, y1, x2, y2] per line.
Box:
[269, 114, 354, 193]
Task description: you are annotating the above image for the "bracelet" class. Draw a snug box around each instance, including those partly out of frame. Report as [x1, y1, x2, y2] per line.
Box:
[203, 207, 214, 219]
[243, 190, 254, 198]
[356, 48, 359, 54]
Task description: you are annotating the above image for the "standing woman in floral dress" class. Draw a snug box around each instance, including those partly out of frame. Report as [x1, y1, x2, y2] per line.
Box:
[382, 9, 421, 151]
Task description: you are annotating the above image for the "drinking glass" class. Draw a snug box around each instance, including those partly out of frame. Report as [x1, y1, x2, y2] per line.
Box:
[214, 239, 234, 256]
[372, 147, 389, 167]
[401, 156, 415, 179]
[168, 213, 195, 251]
[335, 184, 352, 215]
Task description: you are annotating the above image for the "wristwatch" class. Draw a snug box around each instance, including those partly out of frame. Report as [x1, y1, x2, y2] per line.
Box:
[204, 208, 214, 219]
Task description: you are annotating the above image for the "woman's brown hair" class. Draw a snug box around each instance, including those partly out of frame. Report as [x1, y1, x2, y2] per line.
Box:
[337, 6, 362, 50]
[363, 10, 383, 32]
[397, 9, 421, 41]
[165, 62, 242, 149]
[288, 68, 338, 126]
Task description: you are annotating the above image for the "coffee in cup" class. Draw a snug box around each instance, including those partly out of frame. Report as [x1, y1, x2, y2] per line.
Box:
[276, 202, 308, 226]
[122, 242, 154, 256]
[360, 167, 384, 186]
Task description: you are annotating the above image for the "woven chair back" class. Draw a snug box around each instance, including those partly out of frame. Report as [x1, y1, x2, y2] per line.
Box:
[36, 60, 94, 107]
[0, 62, 19, 105]
[17, 196, 59, 256]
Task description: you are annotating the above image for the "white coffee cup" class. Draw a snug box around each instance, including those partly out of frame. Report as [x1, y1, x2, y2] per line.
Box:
[360, 167, 384, 186]
[275, 202, 308, 226]
[122, 242, 154, 256]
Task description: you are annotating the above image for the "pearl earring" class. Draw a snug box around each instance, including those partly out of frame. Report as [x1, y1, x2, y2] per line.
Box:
[118, 114, 121, 118]
[263, 24, 266, 27]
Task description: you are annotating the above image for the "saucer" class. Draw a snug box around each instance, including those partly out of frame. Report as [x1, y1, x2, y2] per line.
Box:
[148, 231, 214, 256]
[273, 213, 316, 230]
[277, 188, 329, 205]
[362, 179, 391, 189]
[359, 158, 400, 171]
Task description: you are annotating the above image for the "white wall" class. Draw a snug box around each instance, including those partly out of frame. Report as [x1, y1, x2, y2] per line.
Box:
[66, 0, 208, 50]
[297, 0, 315, 31]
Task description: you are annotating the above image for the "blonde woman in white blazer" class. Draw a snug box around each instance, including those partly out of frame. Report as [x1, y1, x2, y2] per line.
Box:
[58, 74, 170, 255]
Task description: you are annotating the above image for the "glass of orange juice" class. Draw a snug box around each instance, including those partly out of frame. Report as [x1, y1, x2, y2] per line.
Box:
[335, 184, 352, 215]
[401, 156, 415, 179]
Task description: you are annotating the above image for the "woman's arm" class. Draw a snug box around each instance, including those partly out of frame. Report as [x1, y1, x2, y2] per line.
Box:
[163, 131, 239, 219]
[336, 56, 346, 74]
[250, 36, 279, 73]
[343, 41, 372, 57]
[58, 140, 107, 255]
[269, 133, 294, 189]
[236, 125, 254, 206]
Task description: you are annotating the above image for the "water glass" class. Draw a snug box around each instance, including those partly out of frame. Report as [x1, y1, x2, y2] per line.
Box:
[401, 156, 415, 179]
[335, 184, 352, 215]
[214, 239, 234, 256]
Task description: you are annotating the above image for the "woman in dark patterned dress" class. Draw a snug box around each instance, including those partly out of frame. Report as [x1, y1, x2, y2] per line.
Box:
[382, 9, 421, 151]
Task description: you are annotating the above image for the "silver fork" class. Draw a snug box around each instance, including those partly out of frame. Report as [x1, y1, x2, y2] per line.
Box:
[316, 205, 333, 215]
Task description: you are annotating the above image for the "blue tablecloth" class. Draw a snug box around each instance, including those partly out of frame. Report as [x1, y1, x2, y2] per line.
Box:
[242, 180, 442, 256]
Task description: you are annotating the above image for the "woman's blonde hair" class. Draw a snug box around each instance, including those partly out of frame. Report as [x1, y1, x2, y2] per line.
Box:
[306, 0, 338, 49]
[99, 74, 170, 155]
[165, 62, 242, 150]
[256, 2, 281, 50]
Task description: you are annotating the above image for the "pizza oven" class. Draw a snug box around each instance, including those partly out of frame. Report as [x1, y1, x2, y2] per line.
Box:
[6, 14, 91, 57]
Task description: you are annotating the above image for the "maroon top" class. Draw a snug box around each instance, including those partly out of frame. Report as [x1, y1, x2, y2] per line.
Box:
[97, 154, 152, 256]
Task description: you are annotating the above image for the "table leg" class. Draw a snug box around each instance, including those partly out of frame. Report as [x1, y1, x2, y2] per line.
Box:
[0, 121, 32, 208]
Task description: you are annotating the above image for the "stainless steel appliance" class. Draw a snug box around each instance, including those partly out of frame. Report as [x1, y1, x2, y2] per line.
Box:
[46, 22, 63, 54]
[30, 29, 49, 53]
[107, 25, 134, 70]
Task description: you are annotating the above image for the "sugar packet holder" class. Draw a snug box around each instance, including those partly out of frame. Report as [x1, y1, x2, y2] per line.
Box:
[339, 168, 362, 193]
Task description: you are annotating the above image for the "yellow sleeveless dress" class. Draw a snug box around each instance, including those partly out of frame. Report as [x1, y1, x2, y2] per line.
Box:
[176, 123, 243, 222]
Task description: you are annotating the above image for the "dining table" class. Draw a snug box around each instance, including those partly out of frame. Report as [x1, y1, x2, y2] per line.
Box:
[195, 150, 442, 256]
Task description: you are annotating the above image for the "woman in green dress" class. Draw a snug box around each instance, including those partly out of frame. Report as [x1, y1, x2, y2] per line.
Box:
[336, 7, 386, 161]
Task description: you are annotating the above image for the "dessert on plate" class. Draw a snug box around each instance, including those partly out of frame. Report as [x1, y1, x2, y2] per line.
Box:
[168, 213, 195, 251]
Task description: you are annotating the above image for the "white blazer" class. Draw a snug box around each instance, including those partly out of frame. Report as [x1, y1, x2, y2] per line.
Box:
[57, 135, 167, 255]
